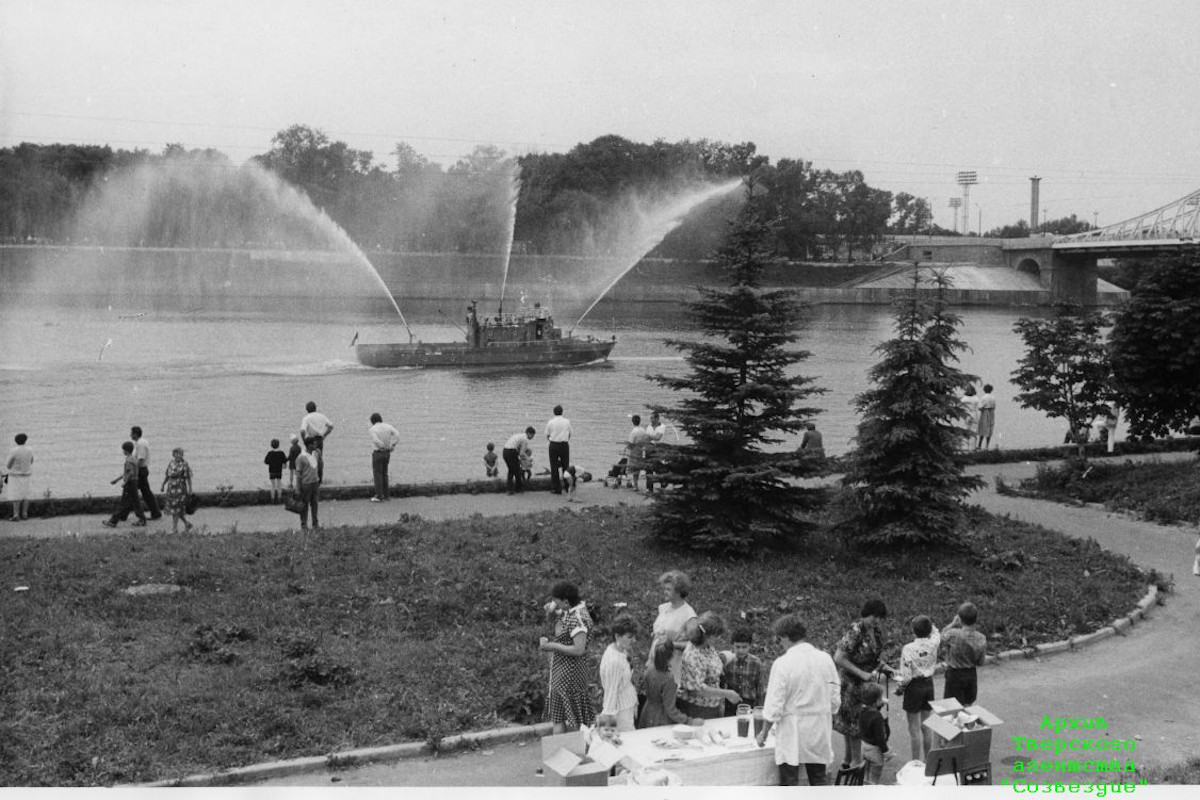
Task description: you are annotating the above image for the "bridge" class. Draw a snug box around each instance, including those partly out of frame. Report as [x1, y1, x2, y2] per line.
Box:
[885, 188, 1200, 304]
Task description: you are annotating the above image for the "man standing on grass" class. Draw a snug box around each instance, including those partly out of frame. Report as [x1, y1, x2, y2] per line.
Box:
[756, 614, 841, 786]
[130, 426, 162, 520]
[367, 412, 400, 502]
[300, 401, 334, 483]
[545, 404, 571, 494]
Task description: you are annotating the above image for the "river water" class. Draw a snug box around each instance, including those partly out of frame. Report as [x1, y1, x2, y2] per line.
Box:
[0, 301, 1073, 498]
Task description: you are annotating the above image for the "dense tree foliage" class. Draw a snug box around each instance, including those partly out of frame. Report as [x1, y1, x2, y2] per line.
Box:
[648, 187, 826, 555]
[1108, 251, 1200, 437]
[841, 271, 982, 547]
[1, 129, 917, 259]
[1010, 304, 1113, 458]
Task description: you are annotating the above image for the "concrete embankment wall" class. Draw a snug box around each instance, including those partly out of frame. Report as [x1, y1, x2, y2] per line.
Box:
[0, 245, 1062, 307]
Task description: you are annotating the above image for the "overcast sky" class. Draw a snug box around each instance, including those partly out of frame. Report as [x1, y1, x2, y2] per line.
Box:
[3, 0, 1199, 232]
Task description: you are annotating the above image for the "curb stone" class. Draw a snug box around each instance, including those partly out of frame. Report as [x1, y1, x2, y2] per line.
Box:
[129, 584, 1161, 788]
[132, 722, 555, 787]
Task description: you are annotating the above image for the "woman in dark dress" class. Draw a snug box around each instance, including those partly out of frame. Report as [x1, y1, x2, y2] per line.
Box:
[539, 580, 596, 734]
[159, 447, 194, 534]
[832, 598, 888, 769]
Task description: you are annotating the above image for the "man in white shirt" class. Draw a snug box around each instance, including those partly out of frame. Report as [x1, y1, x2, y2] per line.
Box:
[503, 427, 536, 494]
[544, 405, 571, 494]
[367, 412, 401, 502]
[300, 401, 334, 483]
[130, 426, 162, 519]
[756, 614, 841, 786]
[626, 414, 650, 491]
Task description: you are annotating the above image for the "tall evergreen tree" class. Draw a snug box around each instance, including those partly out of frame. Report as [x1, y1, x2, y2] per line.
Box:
[841, 270, 981, 546]
[649, 187, 826, 555]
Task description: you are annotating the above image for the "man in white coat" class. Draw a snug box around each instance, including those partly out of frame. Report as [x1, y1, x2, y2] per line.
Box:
[756, 614, 841, 786]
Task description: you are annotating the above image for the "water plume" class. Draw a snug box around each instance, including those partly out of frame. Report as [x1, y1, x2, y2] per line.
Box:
[34, 151, 411, 333]
[569, 179, 744, 331]
[497, 165, 522, 315]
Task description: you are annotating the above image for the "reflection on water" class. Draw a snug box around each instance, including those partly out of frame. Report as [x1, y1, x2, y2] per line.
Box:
[0, 302, 1066, 497]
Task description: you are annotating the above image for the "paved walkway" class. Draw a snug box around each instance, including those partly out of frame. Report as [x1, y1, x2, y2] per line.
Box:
[0, 481, 652, 539]
[9, 455, 1197, 786]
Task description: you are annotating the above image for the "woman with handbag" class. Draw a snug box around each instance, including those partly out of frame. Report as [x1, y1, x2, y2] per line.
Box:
[160, 447, 195, 534]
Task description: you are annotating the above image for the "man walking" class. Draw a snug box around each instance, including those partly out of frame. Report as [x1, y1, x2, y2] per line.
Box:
[130, 426, 162, 519]
[503, 427, 536, 495]
[756, 614, 841, 786]
[368, 412, 400, 502]
[103, 441, 147, 528]
[545, 404, 571, 494]
[300, 401, 334, 483]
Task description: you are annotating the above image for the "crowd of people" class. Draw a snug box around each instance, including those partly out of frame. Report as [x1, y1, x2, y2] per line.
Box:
[538, 570, 988, 786]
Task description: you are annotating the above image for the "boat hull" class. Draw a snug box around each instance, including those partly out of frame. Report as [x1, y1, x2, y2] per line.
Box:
[356, 338, 615, 368]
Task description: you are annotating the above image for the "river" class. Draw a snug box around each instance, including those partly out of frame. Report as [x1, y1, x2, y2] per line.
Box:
[0, 301, 1073, 498]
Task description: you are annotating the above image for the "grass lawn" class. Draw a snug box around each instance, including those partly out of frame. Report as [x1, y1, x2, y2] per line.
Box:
[0, 504, 1148, 786]
[1012, 455, 1200, 525]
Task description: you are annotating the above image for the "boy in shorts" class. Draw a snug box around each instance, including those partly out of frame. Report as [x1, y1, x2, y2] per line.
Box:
[893, 614, 940, 761]
[264, 438, 288, 501]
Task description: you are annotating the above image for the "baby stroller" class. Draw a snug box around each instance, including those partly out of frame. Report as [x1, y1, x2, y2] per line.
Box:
[602, 456, 629, 488]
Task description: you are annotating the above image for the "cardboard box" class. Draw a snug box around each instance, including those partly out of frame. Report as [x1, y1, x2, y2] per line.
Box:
[540, 729, 632, 787]
[923, 703, 1003, 775]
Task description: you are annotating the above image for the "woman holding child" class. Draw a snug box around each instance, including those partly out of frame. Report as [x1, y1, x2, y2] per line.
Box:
[832, 598, 889, 769]
[539, 580, 596, 734]
[647, 570, 697, 684]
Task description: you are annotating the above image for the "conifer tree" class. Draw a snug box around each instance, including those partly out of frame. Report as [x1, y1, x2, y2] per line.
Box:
[649, 187, 825, 555]
[841, 270, 981, 546]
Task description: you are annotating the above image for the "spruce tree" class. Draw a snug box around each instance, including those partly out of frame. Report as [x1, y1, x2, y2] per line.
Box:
[649, 187, 825, 555]
[841, 270, 982, 546]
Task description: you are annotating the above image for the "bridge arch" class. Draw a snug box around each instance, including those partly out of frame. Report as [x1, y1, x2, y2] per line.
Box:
[1016, 257, 1042, 278]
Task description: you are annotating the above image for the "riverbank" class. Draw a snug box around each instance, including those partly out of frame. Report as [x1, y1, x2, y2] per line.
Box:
[6, 436, 1195, 523]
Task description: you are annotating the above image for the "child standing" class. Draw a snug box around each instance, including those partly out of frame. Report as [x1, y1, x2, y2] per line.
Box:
[264, 438, 288, 501]
[599, 615, 640, 732]
[894, 615, 941, 761]
[858, 682, 892, 784]
[939, 602, 987, 705]
[519, 445, 533, 484]
[638, 639, 702, 729]
[721, 627, 765, 715]
[286, 434, 302, 490]
[483, 443, 499, 478]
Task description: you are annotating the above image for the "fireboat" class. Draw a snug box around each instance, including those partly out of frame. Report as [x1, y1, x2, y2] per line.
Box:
[355, 301, 616, 369]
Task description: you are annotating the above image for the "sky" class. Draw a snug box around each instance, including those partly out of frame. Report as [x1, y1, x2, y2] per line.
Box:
[4, 0, 1200, 232]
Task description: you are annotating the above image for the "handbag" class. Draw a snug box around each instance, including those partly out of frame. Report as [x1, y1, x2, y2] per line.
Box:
[184, 494, 200, 515]
[284, 493, 306, 514]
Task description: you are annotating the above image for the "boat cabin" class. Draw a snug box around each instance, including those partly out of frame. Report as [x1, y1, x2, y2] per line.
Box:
[466, 301, 563, 347]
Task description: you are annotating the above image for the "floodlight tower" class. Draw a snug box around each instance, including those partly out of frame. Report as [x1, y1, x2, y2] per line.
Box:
[948, 197, 962, 233]
[957, 171, 978, 234]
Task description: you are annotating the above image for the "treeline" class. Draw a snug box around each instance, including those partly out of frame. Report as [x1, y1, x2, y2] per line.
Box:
[3, 125, 1076, 259]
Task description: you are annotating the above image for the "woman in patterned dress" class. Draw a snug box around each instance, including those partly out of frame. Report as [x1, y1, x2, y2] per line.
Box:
[677, 611, 741, 720]
[539, 580, 596, 734]
[832, 598, 889, 769]
[159, 447, 194, 534]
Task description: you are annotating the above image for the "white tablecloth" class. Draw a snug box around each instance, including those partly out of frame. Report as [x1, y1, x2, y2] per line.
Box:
[611, 716, 779, 786]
